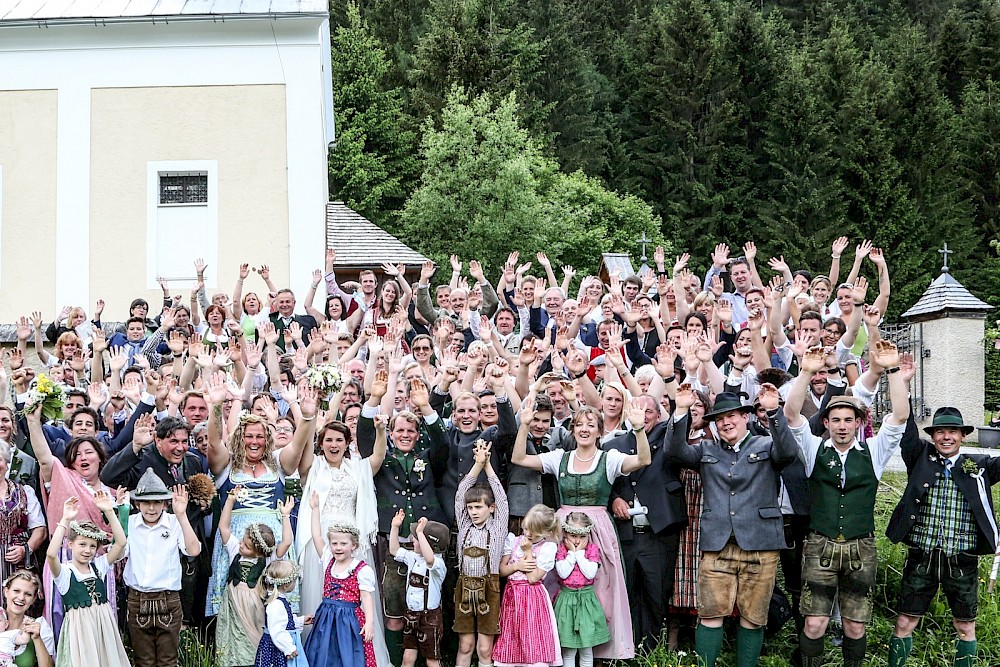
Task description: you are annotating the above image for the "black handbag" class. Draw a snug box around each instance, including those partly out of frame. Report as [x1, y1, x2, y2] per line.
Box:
[766, 584, 794, 637]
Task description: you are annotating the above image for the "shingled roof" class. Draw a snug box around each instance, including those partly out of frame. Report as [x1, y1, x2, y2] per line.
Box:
[325, 202, 429, 269]
[901, 269, 992, 320]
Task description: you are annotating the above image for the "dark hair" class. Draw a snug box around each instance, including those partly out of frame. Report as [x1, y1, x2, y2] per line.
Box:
[204, 304, 225, 322]
[341, 402, 363, 417]
[799, 311, 823, 326]
[684, 312, 708, 330]
[126, 316, 147, 328]
[665, 324, 685, 337]
[325, 294, 347, 320]
[65, 388, 89, 406]
[464, 484, 495, 507]
[534, 393, 554, 414]
[730, 258, 751, 272]
[155, 416, 191, 440]
[623, 276, 642, 289]
[318, 421, 353, 446]
[130, 298, 149, 312]
[793, 269, 813, 284]
[65, 436, 108, 471]
[823, 317, 846, 335]
[69, 406, 101, 430]
[494, 306, 516, 320]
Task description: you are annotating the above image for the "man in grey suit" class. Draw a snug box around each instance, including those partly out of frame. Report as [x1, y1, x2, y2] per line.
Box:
[667, 384, 798, 667]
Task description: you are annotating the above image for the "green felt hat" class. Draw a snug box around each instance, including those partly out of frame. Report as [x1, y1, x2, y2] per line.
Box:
[703, 392, 752, 420]
[923, 407, 974, 436]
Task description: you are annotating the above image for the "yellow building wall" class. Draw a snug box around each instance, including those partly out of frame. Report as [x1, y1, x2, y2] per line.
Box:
[89, 85, 289, 320]
[0, 90, 59, 318]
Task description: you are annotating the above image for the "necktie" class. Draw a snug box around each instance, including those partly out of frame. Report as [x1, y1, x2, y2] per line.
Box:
[170, 464, 182, 483]
[944, 460, 953, 479]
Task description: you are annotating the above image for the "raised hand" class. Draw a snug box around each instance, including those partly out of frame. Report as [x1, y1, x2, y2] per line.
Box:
[63, 496, 82, 521]
[768, 256, 789, 274]
[729, 345, 753, 370]
[15, 316, 32, 342]
[757, 383, 781, 412]
[626, 401, 645, 431]
[711, 243, 730, 269]
[309, 490, 320, 510]
[194, 258, 208, 278]
[710, 275, 724, 297]
[869, 247, 887, 268]
[536, 252, 551, 267]
[832, 236, 849, 257]
[92, 327, 108, 354]
[93, 490, 115, 513]
[172, 485, 189, 515]
[743, 242, 757, 261]
[409, 379, 430, 410]
[862, 305, 881, 327]
[800, 346, 827, 374]
[871, 339, 900, 369]
[450, 254, 462, 274]
[851, 276, 869, 305]
[370, 368, 389, 400]
[855, 240, 873, 260]
[898, 353, 916, 383]
[468, 260, 486, 283]
[675, 383, 696, 410]
[298, 384, 318, 419]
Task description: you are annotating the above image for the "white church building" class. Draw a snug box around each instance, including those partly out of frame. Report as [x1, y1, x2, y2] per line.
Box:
[0, 0, 334, 322]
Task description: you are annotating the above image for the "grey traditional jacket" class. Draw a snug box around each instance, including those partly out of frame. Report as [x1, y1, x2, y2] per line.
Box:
[666, 411, 798, 552]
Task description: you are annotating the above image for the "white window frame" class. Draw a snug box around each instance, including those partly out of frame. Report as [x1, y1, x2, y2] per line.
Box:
[146, 160, 218, 290]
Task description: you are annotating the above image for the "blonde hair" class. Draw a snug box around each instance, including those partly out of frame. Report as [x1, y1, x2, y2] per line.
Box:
[257, 559, 300, 606]
[600, 382, 631, 431]
[2, 570, 41, 594]
[562, 511, 594, 536]
[229, 415, 277, 474]
[242, 523, 276, 557]
[522, 504, 560, 542]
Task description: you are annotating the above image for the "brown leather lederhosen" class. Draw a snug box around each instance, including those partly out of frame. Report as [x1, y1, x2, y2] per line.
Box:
[402, 564, 444, 658]
[453, 530, 501, 635]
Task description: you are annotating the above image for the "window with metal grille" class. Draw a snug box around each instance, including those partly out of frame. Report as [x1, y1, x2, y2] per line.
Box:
[158, 173, 208, 205]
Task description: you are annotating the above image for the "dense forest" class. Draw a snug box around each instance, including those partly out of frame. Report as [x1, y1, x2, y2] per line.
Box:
[326, 0, 1000, 320]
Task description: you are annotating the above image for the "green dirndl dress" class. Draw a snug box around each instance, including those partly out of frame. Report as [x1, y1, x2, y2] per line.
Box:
[553, 542, 611, 649]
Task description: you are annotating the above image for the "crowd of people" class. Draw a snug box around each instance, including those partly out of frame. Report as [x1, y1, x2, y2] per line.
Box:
[0, 240, 995, 667]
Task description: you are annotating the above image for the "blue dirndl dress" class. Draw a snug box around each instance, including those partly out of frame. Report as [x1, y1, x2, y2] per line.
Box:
[304, 560, 375, 667]
[255, 596, 308, 667]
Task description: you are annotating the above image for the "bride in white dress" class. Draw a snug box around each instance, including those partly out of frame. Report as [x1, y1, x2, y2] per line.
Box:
[296, 413, 389, 666]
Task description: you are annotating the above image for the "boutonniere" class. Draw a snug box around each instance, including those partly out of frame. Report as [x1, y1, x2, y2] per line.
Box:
[961, 458, 983, 477]
[929, 453, 940, 463]
[413, 458, 426, 481]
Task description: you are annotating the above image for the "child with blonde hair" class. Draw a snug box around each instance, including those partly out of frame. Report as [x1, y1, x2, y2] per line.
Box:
[216, 486, 294, 667]
[492, 503, 561, 667]
[555, 512, 610, 667]
[255, 560, 311, 667]
[304, 493, 378, 667]
[45, 494, 130, 667]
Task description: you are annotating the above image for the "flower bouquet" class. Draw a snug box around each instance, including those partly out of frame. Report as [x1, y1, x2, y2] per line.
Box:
[21, 373, 66, 422]
[303, 364, 344, 410]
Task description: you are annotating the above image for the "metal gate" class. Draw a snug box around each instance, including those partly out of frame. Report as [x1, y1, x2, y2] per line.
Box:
[872, 322, 927, 423]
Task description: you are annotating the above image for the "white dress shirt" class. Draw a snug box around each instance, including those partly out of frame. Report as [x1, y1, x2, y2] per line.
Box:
[124, 512, 192, 592]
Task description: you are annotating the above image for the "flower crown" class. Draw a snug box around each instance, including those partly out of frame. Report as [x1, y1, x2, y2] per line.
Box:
[264, 562, 301, 587]
[248, 523, 275, 555]
[327, 521, 360, 539]
[69, 521, 110, 543]
[561, 522, 593, 536]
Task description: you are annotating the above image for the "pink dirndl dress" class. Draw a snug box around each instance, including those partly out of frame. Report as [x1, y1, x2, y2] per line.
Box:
[492, 535, 562, 667]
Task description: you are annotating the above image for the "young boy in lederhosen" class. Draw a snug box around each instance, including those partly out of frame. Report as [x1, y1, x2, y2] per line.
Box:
[454, 440, 508, 667]
[389, 510, 450, 667]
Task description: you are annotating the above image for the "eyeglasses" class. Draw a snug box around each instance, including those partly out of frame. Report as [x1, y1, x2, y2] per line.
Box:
[412, 346, 432, 352]
[274, 426, 294, 434]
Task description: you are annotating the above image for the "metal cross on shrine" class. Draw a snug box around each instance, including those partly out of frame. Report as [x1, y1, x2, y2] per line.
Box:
[636, 231, 651, 268]
[939, 243, 953, 273]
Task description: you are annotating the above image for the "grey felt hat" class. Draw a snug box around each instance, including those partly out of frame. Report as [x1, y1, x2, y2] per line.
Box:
[132, 467, 174, 501]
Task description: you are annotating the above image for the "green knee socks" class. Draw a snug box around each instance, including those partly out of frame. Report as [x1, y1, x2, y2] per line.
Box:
[889, 636, 913, 667]
[385, 628, 404, 667]
[955, 639, 977, 667]
[695, 624, 724, 667]
[737, 626, 765, 667]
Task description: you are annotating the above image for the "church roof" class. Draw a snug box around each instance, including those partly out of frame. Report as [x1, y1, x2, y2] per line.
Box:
[901, 269, 992, 319]
[325, 202, 429, 269]
[0, 0, 327, 23]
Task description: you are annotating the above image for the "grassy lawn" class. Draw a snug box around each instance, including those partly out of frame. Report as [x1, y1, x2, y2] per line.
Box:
[629, 471, 1000, 667]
